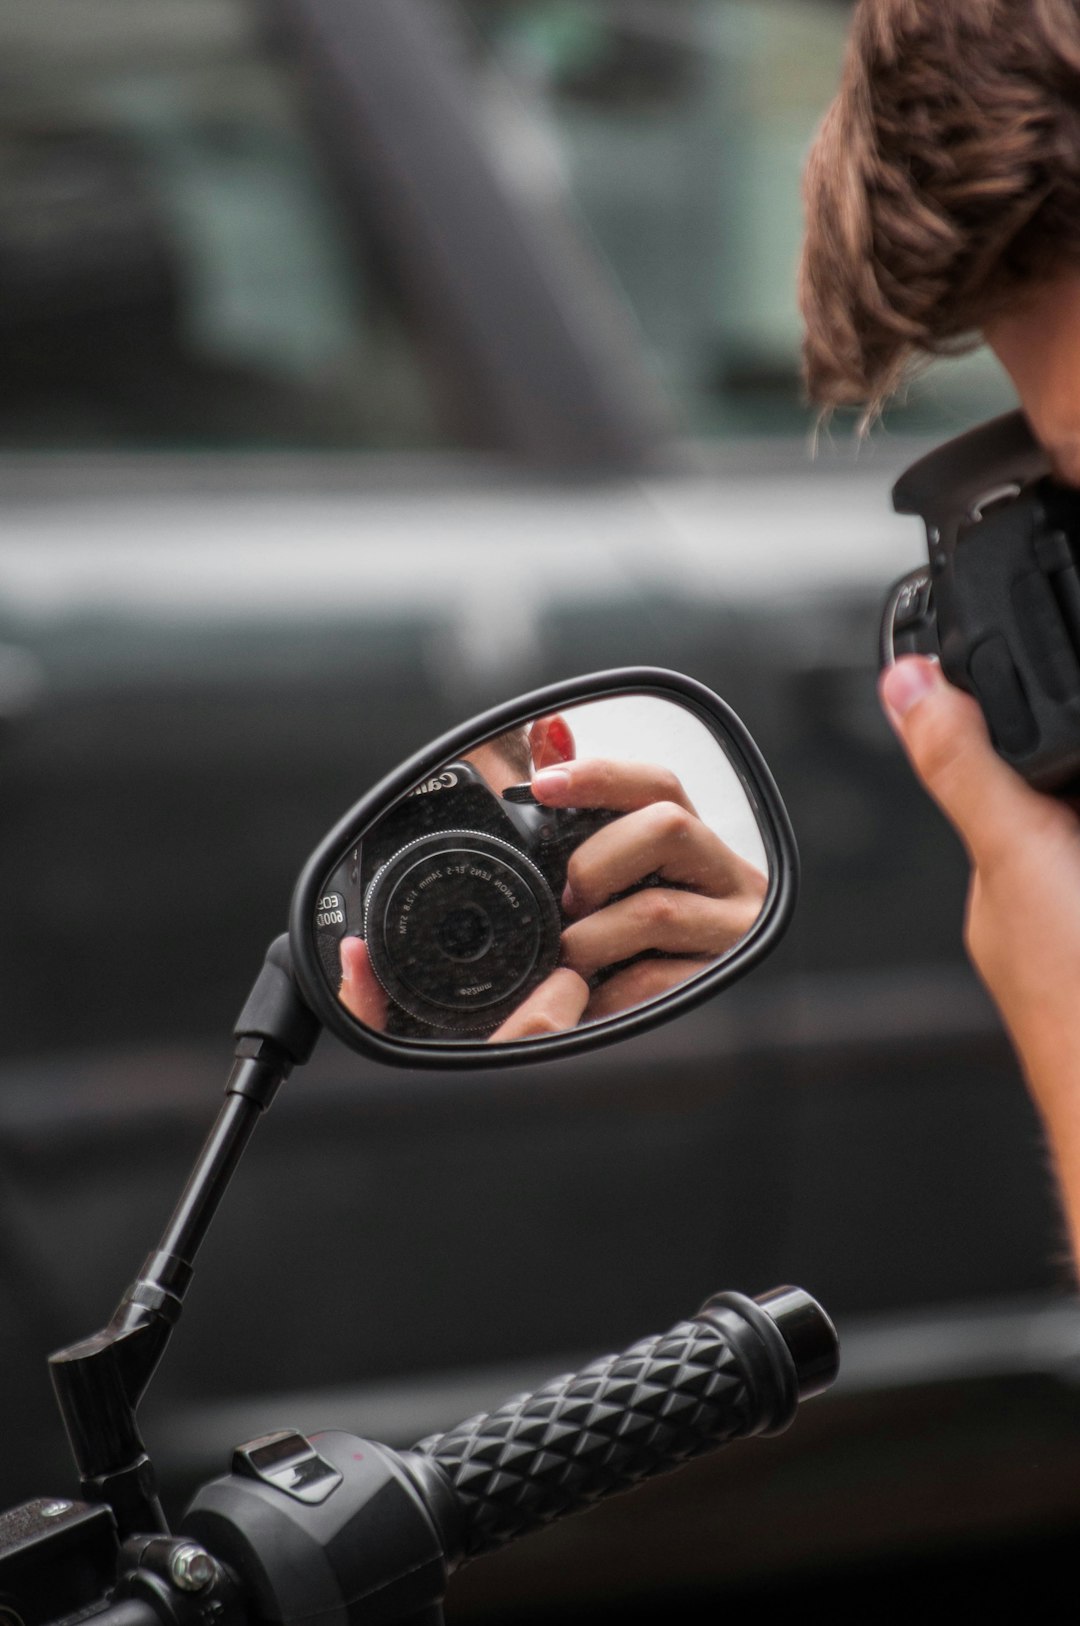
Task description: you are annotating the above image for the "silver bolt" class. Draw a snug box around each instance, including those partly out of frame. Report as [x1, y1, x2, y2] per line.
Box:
[39, 1500, 71, 1518]
[169, 1544, 216, 1592]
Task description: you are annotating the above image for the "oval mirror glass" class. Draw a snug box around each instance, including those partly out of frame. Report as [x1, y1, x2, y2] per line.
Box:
[292, 673, 794, 1063]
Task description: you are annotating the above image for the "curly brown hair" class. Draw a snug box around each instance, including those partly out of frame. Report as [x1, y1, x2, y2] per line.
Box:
[800, 0, 1080, 415]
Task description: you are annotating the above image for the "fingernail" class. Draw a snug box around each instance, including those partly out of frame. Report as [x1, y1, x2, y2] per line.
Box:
[532, 768, 571, 799]
[880, 657, 942, 720]
[561, 881, 576, 914]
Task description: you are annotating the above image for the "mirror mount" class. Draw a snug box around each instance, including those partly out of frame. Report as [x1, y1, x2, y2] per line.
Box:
[46, 668, 797, 1535]
[231, 934, 324, 1092]
[49, 938, 322, 1539]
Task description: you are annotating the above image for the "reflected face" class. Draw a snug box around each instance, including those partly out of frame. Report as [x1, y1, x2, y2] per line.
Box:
[313, 695, 771, 1045]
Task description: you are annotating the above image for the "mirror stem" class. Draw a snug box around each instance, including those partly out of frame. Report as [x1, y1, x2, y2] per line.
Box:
[49, 937, 322, 1538]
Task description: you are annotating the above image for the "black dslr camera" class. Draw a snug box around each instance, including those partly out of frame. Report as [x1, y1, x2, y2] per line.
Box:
[881, 410, 1080, 792]
[314, 761, 619, 1035]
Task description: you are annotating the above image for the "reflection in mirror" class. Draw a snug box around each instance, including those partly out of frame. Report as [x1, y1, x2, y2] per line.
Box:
[312, 695, 770, 1045]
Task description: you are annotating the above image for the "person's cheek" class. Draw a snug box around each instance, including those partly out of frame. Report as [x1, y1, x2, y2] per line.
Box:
[1022, 377, 1080, 486]
[1047, 436, 1080, 488]
[986, 276, 1080, 489]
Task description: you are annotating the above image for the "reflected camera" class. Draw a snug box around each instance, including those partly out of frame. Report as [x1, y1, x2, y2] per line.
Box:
[316, 762, 617, 1035]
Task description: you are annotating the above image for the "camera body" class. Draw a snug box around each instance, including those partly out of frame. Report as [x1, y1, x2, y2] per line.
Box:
[881, 410, 1080, 792]
[314, 761, 618, 1035]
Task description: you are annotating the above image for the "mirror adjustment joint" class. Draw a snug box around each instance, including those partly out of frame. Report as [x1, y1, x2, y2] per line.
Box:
[232, 1431, 344, 1505]
[234, 934, 322, 1067]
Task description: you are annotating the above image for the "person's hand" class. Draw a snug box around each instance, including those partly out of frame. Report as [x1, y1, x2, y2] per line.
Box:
[880, 655, 1080, 1257]
[339, 935, 388, 1028]
[338, 748, 767, 1038]
[531, 758, 768, 1021]
[488, 968, 590, 1039]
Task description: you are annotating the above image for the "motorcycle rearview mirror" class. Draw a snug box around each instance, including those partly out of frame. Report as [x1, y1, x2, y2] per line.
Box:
[290, 666, 797, 1066]
[47, 668, 797, 1543]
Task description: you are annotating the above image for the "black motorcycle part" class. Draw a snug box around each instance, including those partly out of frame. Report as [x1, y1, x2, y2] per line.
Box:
[0, 1497, 118, 1623]
[182, 1432, 448, 1626]
[407, 1286, 837, 1562]
[181, 1288, 837, 1621]
[233, 934, 322, 1067]
[116, 1533, 242, 1626]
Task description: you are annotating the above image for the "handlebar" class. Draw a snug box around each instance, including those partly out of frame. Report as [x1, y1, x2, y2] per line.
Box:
[180, 1285, 838, 1626]
[0, 1287, 838, 1626]
[405, 1287, 838, 1563]
[82, 1606, 161, 1626]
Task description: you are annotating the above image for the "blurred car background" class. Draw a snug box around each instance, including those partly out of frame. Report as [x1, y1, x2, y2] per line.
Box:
[2, 0, 1079, 1614]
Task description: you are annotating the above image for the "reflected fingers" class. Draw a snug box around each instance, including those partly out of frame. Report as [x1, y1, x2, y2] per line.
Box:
[339, 936, 389, 1028]
[560, 887, 763, 980]
[532, 759, 698, 816]
[564, 801, 766, 915]
[582, 957, 708, 1022]
[488, 968, 590, 1041]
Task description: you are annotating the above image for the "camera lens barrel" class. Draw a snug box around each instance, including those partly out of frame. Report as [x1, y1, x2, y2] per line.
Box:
[364, 830, 562, 1033]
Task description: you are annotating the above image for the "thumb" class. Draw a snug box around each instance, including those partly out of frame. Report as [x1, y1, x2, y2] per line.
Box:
[339, 936, 388, 1028]
[879, 656, 1042, 866]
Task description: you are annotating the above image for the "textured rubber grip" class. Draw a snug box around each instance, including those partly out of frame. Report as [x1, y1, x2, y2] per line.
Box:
[410, 1288, 836, 1563]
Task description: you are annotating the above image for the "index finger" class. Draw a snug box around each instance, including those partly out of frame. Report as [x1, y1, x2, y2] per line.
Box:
[531, 759, 698, 817]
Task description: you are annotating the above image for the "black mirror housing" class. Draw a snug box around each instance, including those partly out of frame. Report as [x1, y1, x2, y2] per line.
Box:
[289, 667, 797, 1069]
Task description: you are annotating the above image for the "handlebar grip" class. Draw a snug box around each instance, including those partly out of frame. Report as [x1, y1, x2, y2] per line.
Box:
[407, 1287, 837, 1564]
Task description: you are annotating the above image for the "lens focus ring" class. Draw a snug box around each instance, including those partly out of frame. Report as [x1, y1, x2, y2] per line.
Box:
[363, 830, 562, 1034]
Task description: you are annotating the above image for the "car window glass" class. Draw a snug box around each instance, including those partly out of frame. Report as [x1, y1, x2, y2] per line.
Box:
[457, 0, 1016, 439]
[0, 0, 446, 450]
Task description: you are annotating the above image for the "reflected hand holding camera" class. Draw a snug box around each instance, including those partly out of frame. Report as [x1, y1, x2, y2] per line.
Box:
[311, 689, 773, 1047]
[528, 752, 767, 1027]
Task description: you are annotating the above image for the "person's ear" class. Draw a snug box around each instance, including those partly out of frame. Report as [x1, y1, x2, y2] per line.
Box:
[528, 713, 576, 768]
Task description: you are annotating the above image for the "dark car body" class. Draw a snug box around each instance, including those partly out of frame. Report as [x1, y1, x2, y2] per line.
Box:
[1, 0, 1077, 1611]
